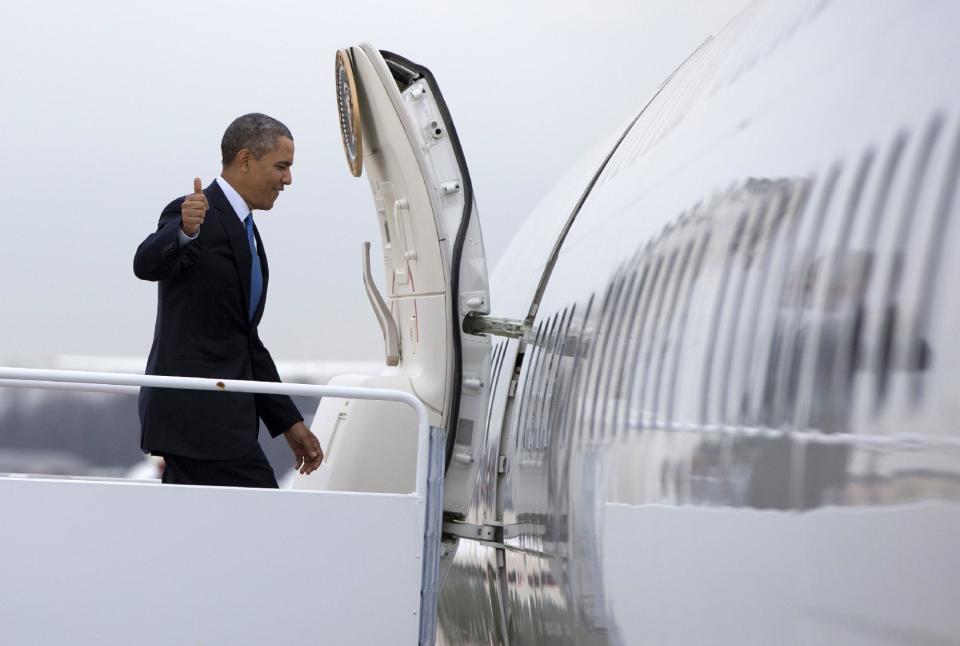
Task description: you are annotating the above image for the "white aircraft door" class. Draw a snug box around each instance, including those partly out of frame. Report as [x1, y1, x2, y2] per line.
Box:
[294, 45, 491, 516]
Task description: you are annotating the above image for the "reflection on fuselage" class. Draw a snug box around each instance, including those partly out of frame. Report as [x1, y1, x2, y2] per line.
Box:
[438, 2, 960, 642]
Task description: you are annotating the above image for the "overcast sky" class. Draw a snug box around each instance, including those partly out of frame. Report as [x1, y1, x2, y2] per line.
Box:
[0, 0, 751, 367]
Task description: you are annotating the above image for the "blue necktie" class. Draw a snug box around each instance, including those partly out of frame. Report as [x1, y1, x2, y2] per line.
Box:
[244, 213, 263, 321]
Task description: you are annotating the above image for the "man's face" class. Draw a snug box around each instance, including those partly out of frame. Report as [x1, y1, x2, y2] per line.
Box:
[238, 136, 294, 210]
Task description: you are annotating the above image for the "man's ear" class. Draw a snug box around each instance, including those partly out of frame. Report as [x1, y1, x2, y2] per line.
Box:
[236, 148, 252, 171]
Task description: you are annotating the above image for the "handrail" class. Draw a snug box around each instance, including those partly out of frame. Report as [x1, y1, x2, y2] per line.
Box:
[0, 367, 432, 498]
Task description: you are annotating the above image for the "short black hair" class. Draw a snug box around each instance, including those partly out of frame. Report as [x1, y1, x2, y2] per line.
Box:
[221, 113, 293, 165]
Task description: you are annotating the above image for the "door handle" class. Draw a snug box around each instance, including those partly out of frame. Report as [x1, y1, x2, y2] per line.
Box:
[362, 241, 401, 366]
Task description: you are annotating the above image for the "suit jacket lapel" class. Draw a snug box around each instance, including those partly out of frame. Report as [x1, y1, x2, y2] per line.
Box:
[206, 181, 253, 323]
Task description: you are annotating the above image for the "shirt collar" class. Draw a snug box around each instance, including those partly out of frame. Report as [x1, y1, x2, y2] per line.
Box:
[215, 176, 251, 222]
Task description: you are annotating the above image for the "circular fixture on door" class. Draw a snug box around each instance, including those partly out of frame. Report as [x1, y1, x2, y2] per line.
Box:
[336, 48, 363, 177]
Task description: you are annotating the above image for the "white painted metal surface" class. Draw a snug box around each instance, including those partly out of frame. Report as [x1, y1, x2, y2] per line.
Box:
[0, 478, 423, 646]
[601, 502, 960, 645]
[0, 368, 440, 646]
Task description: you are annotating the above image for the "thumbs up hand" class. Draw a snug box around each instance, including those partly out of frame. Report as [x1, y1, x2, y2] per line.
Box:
[181, 177, 209, 237]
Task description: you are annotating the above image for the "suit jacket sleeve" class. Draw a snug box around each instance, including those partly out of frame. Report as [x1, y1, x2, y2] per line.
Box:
[251, 327, 304, 437]
[133, 198, 202, 281]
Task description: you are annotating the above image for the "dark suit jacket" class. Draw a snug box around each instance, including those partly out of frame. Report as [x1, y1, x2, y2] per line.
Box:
[133, 180, 303, 460]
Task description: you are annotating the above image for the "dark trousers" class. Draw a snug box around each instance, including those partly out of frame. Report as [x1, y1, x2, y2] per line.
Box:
[161, 442, 279, 488]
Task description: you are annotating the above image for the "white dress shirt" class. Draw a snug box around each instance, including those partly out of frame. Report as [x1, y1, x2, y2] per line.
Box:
[177, 176, 255, 248]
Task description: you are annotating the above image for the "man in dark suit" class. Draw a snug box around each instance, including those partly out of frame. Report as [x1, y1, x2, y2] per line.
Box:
[134, 113, 323, 487]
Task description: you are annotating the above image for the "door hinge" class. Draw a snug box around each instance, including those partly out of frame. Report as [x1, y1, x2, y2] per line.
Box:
[442, 520, 503, 543]
[462, 313, 531, 340]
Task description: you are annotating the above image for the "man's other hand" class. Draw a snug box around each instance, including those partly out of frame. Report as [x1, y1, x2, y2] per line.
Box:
[181, 177, 209, 237]
[284, 422, 324, 475]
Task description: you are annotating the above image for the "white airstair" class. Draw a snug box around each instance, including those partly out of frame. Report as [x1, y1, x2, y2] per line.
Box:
[0, 367, 444, 646]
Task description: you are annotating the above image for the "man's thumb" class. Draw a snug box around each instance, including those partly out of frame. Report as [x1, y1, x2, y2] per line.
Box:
[193, 177, 202, 194]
